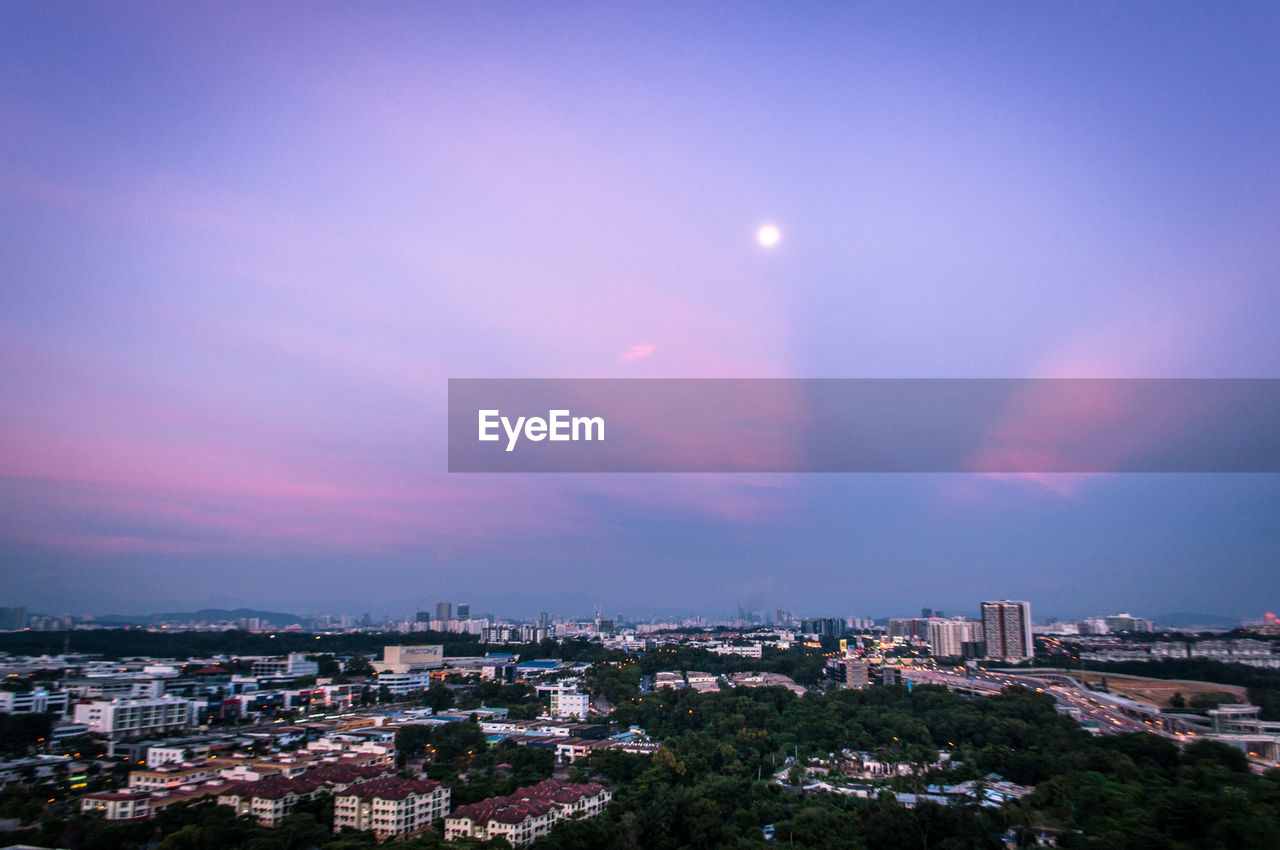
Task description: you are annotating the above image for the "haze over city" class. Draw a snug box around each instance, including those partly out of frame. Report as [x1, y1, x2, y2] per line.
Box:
[2, 3, 1278, 619]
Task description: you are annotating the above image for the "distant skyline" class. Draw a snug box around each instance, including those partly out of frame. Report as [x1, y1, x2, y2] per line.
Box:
[2, 4, 1278, 620]
[8, 599, 1257, 630]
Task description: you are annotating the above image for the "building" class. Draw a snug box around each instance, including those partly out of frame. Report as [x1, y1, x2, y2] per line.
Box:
[457, 604, 471, 619]
[376, 671, 434, 695]
[0, 606, 27, 630]
[218, 776, 324, 827]
[436, 603, 452, 621]
[1103, 613, 1155, 633]
[445, 780, 611, 846]
[128, 761, 230, 792]
[0, 688, 70, 715]
[887, 618, 931, 642]
[252, 653, 320, 678]
[982, 601, 1034, 661]
[376, 645, 444, 675]
[81, 791, 151, 821]
[843, 659, 870, 689]
[927, 618, 983, 659]
[332, 777, 451, 839]
[801, 617, 845, 638]
[548, 687, 590, 720]
[73, 695, 195, 739]
[481, 661, 516, 683]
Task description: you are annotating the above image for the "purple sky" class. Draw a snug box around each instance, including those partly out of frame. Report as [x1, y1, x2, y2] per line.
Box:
[2, 2, 1278, 620]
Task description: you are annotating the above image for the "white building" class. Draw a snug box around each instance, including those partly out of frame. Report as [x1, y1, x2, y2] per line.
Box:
[332, 777, 450, 839]
[547, 686, 590, 720]
[375, 645, 444, 674]
[376, 672, 433, 695]
[445, 780, 610, 846]
[927, 618, 983, 659]
[73, 695, 195, 739]
[81, 791, 151, 821]
[707, 643, 764, 658]
[0, 688, 70, 715]
[252, 653, 320, 678]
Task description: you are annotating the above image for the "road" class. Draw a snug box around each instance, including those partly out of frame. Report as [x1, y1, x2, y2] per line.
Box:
[900, 667, 1201, 740]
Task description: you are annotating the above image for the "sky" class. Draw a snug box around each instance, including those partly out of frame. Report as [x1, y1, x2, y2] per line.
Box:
[1, 2, 1278, 621]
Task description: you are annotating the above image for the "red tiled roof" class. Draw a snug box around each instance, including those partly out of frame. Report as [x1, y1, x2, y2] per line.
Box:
[335, 777, 443, 803]
[226, 775, 322, 801]
[302, 763, 387, 785]
[449, 780, 606, 825]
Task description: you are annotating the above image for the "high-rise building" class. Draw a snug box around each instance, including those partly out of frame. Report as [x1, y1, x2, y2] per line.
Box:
[456, 603, 471, 619]
[843, 659, 870, 689]
[887, 618, 930, 641]
[927, 618, 982, 659]
[981, 601, 1033, 660]
[415, 611, 430, 623]
[436, 602, 452, 621]
[0, 606, 27, 630]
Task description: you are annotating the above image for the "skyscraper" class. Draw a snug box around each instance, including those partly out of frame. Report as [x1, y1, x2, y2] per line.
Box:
[457, 603, 471, 619]
[981, 600, 1033, 661]
[927, 617, 981, 659]
[436, 602, 452, 621]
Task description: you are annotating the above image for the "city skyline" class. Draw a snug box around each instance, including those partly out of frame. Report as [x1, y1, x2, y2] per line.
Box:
[2, 5, 1278, 619]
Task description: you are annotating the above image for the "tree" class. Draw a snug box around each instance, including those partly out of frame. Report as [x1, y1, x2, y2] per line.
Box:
[344, 655, 375, 677]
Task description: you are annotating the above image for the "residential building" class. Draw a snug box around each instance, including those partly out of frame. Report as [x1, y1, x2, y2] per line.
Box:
[982, 601, 1034, 661]
[81, 791, 151, 821]
[252, 653, 320, 678]
[0, 688, 70, 715]
[927, 618, 983, 659]
[332, 777, 451, 839]
[376, 672, 433, 695]
[73, 695, 195, 739]
[547, 687, 590, 720]
[445, 780, 611, 846]
[1104, 613, 1155, 633]
[218, 776, 324, 827]
[128, 761, 230, 792]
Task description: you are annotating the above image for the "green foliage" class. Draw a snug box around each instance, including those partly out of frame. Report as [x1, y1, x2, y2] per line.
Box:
[0, 711, 55, 756]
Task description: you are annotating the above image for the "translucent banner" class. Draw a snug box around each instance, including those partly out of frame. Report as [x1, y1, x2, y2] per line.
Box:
[447, 379, 1280, 473]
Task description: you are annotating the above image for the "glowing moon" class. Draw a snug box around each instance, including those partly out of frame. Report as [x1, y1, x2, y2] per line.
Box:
[756, 223, 781, 248]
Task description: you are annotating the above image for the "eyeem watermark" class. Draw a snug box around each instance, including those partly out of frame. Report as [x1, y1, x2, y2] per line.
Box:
[478, 409, 605, 452]
[449, 378, 1280, 472]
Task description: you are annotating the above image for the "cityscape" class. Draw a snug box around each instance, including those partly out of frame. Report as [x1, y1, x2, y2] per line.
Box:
[4, 2, 1280, 849]
[2, 599, 1280, 847]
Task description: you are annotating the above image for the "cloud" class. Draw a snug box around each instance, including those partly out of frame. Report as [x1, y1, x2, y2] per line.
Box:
[619, 342, 655, 363]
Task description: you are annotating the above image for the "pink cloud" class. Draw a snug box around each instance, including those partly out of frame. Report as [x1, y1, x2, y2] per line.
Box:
[619, 342, 655, 363]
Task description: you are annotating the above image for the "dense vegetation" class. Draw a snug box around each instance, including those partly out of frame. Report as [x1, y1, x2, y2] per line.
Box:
[543, 684, 1280, 850]
[0, 629, 491, 661]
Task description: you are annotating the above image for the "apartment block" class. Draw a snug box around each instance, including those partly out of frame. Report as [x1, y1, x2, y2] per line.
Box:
[332, 777, 451, 839]
[445, 780, 611, 846]
[73, 695, 195, 738]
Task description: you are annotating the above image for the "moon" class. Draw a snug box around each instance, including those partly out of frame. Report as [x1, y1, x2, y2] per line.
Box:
[756, 223, 781, 248]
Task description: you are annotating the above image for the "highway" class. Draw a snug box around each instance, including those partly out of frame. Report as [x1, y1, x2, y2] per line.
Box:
[899, 667, 1200, 740]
